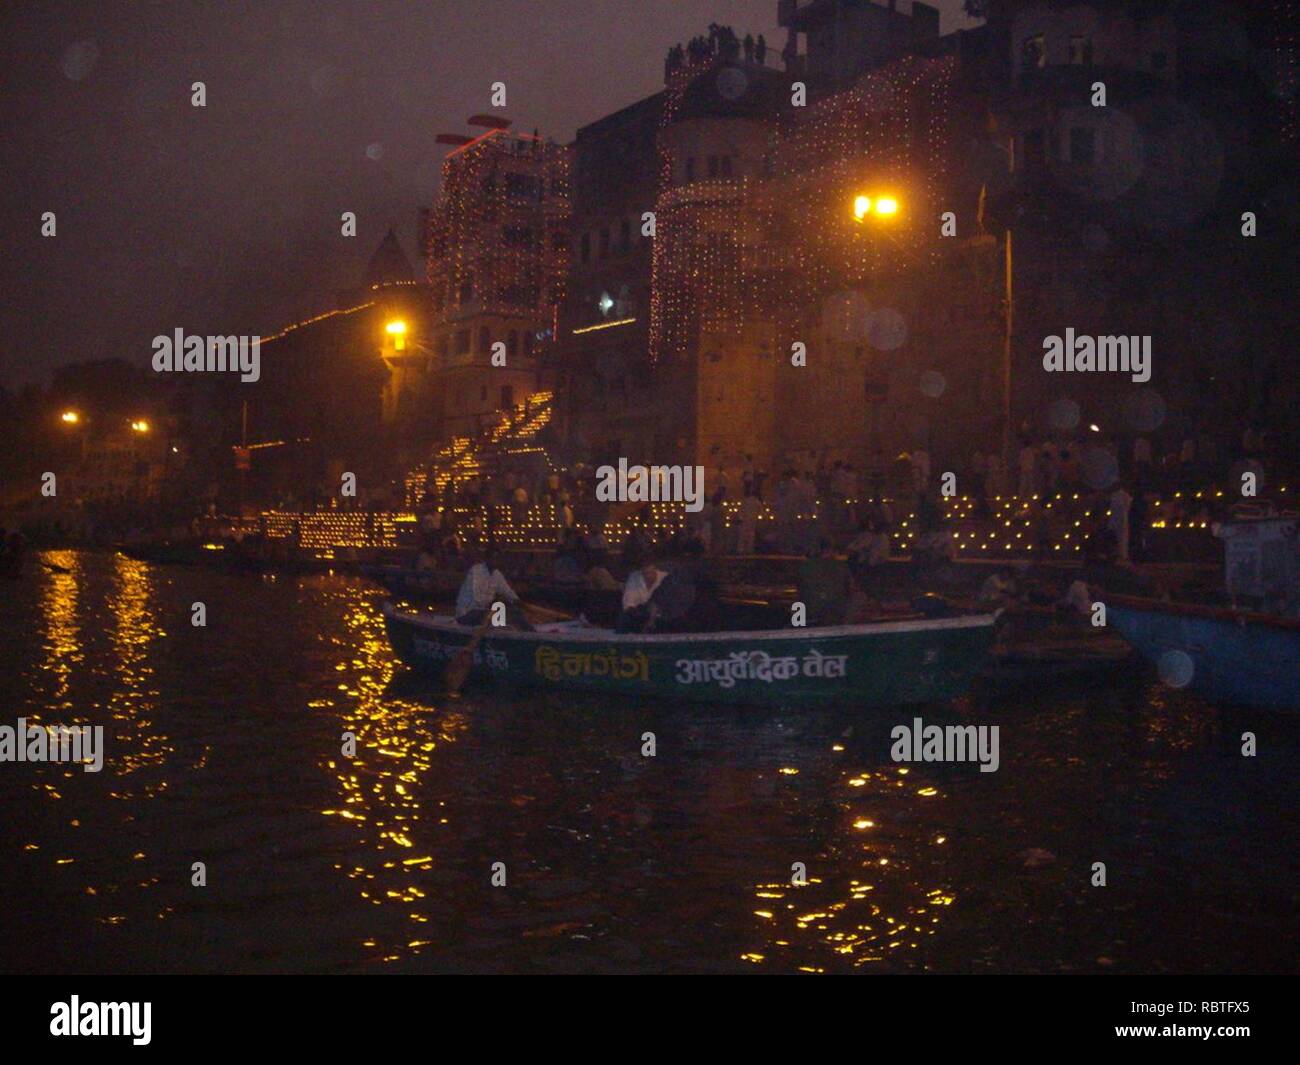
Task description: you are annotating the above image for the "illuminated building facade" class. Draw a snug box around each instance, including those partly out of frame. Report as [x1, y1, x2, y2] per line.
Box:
[424, 123, 571, 439]
[549, 0, 1294, 476]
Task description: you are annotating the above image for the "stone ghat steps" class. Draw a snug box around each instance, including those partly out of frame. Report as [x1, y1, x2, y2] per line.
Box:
[403, 391, 556, 505]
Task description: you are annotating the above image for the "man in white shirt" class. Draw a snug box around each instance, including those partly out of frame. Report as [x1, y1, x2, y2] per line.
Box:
[617, 556, 668, 633]
[455, 546, 530, 628]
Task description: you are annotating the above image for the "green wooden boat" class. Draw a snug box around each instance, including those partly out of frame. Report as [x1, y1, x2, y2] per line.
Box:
[382, 604, 998, 708]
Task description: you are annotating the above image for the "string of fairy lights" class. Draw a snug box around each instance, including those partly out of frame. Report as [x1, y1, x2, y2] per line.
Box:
[426, 130, 571, 350]
[649, 51, 957, 364]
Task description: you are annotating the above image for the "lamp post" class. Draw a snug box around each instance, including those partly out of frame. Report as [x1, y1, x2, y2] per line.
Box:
[851, 193, 904, 461]
[59, 409, 88, 464]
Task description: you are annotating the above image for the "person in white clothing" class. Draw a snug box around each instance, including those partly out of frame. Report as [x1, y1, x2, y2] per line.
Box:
[618, 556, 668, 633]
[455, 546, 530, 628]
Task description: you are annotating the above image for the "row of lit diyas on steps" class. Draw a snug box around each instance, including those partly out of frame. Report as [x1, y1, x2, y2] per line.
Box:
[261, 510, 415, 551]
[255, 484, 1289, 554]
[402, 392, 557, 506]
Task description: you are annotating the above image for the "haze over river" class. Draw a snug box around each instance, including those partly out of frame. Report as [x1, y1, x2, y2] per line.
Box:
[1, 551, 1295, 973]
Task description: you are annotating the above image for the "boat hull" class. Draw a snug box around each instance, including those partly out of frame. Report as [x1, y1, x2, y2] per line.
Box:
[1108, 598, 1300, 712]
[383, 606, 997, 708]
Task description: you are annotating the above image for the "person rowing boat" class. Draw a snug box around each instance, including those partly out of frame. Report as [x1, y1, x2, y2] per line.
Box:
[454, 545, 533, 630]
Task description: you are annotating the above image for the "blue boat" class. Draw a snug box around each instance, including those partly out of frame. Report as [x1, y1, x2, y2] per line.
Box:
[1107, 595, 1300, 712]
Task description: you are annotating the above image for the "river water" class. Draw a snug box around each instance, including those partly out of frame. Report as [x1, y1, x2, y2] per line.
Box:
[0, 550, 1295, 974]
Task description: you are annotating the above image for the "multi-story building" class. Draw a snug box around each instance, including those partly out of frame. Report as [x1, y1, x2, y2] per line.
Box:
[401, 0, 1292, 484]
[554, 94, 663, 466]
[424, 123, 570, 438]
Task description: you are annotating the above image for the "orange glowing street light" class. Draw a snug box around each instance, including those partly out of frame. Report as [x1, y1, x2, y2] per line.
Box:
[130, 419, 150, 433]
[385, 319, 408, 351]
[853, 193, 900, 221]
[60, 410, 80, 424]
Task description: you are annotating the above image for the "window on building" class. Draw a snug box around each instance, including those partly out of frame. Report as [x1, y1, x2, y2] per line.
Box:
[436, 334, 449, 359]
[455, 329, 471, 355]
[1069, 127, 1096, 165]
[685, 157, 696, 182]
[500, 385, 513, 410]
[619, 219, 630, 252]
[599, 227, 610, 258]
[479, 326, 491, 352]
[458, 276, 474, 304]
[720, 155, 733, 177]
[523, 332, 534, 356]
[707, 155, 718, 178]
[480, 386, 487, 402]
[1022, 34, 1046, 70]
[580, 232, 591, 263]
[503, 225, 535, 249]
[1068, 35, 1092, 65]
[552, 231, 567, 252]
[507, 330, 518, 358]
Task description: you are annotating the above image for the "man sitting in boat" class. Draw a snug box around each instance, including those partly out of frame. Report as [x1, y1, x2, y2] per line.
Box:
[617, 553, 670, 633]
[455, 546, 532, 629]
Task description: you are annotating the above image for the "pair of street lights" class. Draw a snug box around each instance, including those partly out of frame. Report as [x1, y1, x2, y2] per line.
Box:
[852, 194, 900, 221]
[60, 411, 150, 433]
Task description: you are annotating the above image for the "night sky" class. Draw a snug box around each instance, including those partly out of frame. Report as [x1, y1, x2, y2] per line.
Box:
[0, 0, 977, 387]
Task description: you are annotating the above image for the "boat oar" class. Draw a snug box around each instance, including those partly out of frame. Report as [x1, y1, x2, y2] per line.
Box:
[522, 602, 571, 624]
[444, 611, 495, 694]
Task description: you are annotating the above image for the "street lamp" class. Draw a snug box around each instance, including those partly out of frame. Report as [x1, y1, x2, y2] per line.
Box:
[385, 319, 408, 351]
[130, 419, 150, 433]
[852, 193, 900, 221]
[60, 410, 80, 424]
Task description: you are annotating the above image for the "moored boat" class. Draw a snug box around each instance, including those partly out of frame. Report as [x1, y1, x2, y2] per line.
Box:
[382, 604, 998, 708]
[1106, 595, 1300, 712]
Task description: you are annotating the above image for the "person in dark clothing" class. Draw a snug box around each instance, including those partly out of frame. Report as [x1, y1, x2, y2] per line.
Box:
[798, 539, 852, 626]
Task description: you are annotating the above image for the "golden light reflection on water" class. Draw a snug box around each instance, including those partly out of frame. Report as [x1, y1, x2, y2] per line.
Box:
[745, 763, 956, 970]
[34, 550, 83, 718]
[315, 584, 468, 964]
[106, 555, 172, 785]
[27, 552, 174, 918]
